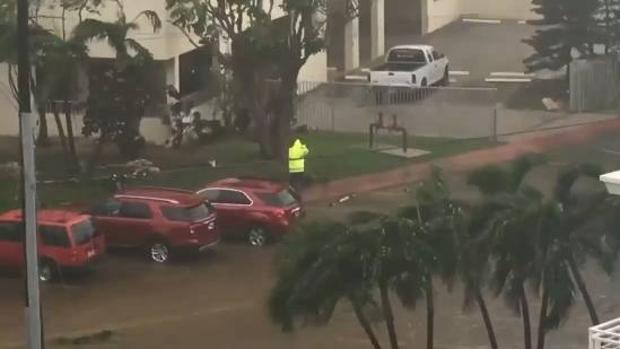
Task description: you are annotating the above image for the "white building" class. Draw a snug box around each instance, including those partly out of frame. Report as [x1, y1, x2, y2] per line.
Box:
[0, 0, 535, 137]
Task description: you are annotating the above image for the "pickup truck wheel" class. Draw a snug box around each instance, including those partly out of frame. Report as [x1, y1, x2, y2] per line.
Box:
[148, 241, 171, 263]
[421, 78, 428, 87]
[39, 259, 57, 282]
[248, 226, 271, 247]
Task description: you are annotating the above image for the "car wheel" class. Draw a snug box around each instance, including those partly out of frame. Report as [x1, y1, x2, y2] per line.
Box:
[39, 259, 56, 283]
[148, 241, 171, 263]
[442, 68, 449, 86]
[248, 226, 270, 247]
[421, 78, 428, 87]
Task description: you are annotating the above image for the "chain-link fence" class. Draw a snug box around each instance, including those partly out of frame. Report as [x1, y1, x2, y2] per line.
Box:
[295, 81, 499, 141]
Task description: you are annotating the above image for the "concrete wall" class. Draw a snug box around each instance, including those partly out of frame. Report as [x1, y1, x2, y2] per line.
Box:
[463, 0, 538, 20]
[299, 51, 328, 82]
[426, 0, 462, 33]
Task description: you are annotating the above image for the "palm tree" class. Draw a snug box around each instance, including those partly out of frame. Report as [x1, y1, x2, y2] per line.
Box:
[269, 222, 384, 349]
[71, 1, 161, 169]
[72, 2, 161, 63]
[467, 155, 546, 349]
[397, 168, 461, 349]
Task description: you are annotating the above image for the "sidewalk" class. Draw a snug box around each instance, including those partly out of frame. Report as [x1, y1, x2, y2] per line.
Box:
[302, 118, 620, 203]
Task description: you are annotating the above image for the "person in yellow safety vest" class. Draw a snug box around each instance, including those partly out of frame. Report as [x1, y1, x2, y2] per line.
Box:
[288, 138, 309, 192]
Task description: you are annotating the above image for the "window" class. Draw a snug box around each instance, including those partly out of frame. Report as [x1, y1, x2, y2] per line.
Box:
[258, 190, 298, 208]
[40, 225, 70, 248]
[0, 222, 21, 242]
[218, 190, 252, 205]
[161, 204, 212, 222]
[201, 189, 221, 202]
[71, 220, 96, 246]
[91, 200, 121, 216]
[119, 202, 152, 219]
[387, 49, 427, 64]
[201, 189, 251, 205]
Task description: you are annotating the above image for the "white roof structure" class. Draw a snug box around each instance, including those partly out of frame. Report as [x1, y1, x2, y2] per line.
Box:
[590, 318, 620, 349]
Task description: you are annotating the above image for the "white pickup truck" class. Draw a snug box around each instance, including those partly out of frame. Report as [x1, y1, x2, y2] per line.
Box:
[369, 45, 449, 87]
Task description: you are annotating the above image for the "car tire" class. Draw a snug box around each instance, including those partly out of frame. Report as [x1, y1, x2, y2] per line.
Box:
[247, 226, 271, 248]
[421, 78, 428, 87]
[442, 68, 449, 86]
[148, 241, 171, 263]
[39, 259, 57, 283]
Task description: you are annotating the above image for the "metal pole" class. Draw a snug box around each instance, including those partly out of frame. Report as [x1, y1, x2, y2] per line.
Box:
[17, 0, 44, 348]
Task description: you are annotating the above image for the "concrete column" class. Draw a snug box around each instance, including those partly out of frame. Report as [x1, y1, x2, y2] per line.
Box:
[165, 56, 181, 102]
[344, 17, 360, 71]
[370, 0, 385, 59]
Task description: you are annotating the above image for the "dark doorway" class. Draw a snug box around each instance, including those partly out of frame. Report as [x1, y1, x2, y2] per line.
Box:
[385, 0, 423, 38]
[179, 48, 212, 96]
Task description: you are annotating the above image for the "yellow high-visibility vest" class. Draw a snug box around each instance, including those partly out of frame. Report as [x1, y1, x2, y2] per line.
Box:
[288, 139, 309, 173]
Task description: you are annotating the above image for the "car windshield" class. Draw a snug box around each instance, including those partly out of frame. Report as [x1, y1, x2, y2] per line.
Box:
[258, 190, 297, 207]
[161, 204, 212, 222]
[387, 49, 426, 63]
[71, 219, 96, 246]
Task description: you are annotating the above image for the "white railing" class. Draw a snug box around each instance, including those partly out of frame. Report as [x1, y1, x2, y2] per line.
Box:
[590, 318, 620, 349]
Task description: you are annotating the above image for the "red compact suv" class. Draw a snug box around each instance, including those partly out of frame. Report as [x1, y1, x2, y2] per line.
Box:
[0, 210, 106, 282]
[196, 178, 303, 247]
[90, 187, 219, 263]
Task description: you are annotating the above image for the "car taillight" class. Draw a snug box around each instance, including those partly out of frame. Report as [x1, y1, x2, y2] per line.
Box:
[190, 227, 196, 235]
[207, 221, 215, 230]
[274, 209, 286, 219]
[411, 74, 417, 84]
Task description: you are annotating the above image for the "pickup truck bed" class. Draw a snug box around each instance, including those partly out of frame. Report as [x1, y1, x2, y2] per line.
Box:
[372, 63, 425, 72]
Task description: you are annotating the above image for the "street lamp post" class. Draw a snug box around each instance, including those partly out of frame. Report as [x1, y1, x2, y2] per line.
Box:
[16, 0, 44, 348]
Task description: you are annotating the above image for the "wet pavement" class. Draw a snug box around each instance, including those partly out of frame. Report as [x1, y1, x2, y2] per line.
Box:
[2, 137, 620, 349]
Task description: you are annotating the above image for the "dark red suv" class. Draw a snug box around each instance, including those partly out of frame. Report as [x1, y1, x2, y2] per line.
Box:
[90, 187, 219, 263]
[0, 210, 106, 282]
[196, 178, 303, 247]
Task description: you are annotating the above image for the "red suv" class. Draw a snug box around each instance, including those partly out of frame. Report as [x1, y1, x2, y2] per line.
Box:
[90, 187, 219, 263]
[0, 210, 106, 282]
[196, 178, 303, 247]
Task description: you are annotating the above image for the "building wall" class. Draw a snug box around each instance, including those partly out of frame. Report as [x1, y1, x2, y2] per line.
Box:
[426, 0, 463, 33]
[463, 0, 538, 20]
[299, 51, 328, 82]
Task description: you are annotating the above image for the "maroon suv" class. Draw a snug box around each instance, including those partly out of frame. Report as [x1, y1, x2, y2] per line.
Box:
[196, 178, 303, 247]
[90, 187, 220, 263]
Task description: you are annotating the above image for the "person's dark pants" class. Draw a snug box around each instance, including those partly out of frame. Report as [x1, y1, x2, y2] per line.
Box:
[289, 172, 305, 193]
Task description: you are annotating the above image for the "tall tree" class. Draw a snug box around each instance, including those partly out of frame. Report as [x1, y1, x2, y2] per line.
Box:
[268, 0, 328, 159]
[72, 0, 161, 168]
[523, 0, 599, 79]
[166, 0, 277, 157]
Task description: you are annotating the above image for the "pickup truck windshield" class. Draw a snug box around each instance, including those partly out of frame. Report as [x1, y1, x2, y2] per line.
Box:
[387, 49, 427, 64]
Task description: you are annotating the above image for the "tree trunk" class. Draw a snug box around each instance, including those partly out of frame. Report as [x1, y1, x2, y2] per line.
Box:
[272, 71, 299, 161]
[567, 256, 599, 325]
[536, 285, 549, 349]
[475, 288, 499, 349]
[350, 297, 383, 349]
[86, 135, 105, 176]
[64, 100, 79, 173]
[52, 103, 68, 154]
[379, 281, 399, 349]
[37, 106, 50, 147]
[520, 285, 533, 349]
[426, 280, 434, 349]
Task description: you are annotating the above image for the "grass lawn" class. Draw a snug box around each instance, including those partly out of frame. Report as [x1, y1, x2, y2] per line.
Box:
[0, 132, 497, 211]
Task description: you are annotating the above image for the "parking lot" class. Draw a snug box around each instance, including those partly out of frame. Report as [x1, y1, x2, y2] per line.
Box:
[3, 133, 620, 349]
[350, 20, 536, 87]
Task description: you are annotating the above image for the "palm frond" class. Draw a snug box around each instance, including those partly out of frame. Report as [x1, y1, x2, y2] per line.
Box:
[132, 10, 162, 32]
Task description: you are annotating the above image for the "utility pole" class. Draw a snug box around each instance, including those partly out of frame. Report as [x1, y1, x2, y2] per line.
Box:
[17, 0, 44, 348]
